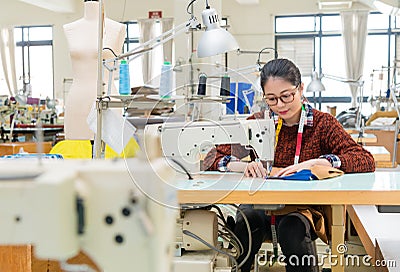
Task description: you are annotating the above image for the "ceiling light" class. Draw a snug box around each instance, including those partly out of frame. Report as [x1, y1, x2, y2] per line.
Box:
[318, 0, 353, 10]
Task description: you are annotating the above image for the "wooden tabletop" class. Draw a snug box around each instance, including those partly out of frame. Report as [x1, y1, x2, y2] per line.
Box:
[177, 171, 400, 205]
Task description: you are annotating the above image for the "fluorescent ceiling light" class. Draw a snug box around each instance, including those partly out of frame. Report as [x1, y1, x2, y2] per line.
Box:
[318, 1, 353, 9]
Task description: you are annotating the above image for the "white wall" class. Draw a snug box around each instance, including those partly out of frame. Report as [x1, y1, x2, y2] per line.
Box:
[223, 0, 320, 70]
[0, 0, 373, 100]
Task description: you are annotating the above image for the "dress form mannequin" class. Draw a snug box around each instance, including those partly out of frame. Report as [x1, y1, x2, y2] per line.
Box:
[63, 0, 126, 140]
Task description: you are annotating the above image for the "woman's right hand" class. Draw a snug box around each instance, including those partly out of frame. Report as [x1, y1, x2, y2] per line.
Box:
[245, 161, 268, 177]
[228, 161, 267, 178]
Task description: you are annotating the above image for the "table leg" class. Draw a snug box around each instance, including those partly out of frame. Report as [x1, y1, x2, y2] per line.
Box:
[331, 205, 345, 272]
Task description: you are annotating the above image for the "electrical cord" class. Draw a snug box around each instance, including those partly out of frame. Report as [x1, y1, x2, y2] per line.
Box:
[103, 47, 118, 57]
[182, 229, 238, 272]
[212, 204, 229, 226]
[218, 223, 244, 256]
[218, 227, 244, 256]
[186, 0, 197, 15]
[230, 204, 252, 269]
[212, 204, 244, 255]
[170, 158, 193, 180]
[218, 232, 242, 256]
[257, 47, 279, 67]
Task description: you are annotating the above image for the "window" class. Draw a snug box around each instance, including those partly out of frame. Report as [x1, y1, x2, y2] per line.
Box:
[14, 25, 54, 99]
[275, 12, 398, 116]
[122, 21, 164, 88]
[122, 21, 143, 87]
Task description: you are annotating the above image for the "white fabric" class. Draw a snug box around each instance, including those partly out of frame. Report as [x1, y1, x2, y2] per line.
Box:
[138, 19, 157, 85]
[161, 18, 174, 63]
[340, 11, 369, 108]
[138, 18, 174, 87]
[87, 103, 136, 154]
[0, 26, 17, 97]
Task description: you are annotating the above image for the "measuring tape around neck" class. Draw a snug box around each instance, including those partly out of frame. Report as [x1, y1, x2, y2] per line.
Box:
[274, 104, 306, 165]
[270, 104, 307, 265]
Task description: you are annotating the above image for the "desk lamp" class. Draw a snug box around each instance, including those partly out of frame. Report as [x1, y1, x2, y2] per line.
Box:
[306, 70, 364, 114]
[306, 71, 326, 110]
[306, 71, 374, 144]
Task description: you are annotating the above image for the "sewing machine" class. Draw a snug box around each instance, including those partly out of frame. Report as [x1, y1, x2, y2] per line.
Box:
[144, 117, 275, 175]
[0, 157, 177, 272]
[141, 116, 275, 272]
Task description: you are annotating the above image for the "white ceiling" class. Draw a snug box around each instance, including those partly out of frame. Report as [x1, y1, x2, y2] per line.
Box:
[17, 0, 77, 13]
[235, 0, 259, 5]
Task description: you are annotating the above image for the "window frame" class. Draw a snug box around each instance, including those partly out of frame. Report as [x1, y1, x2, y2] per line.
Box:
[275, 12, 398, 112]
[12, 25, 54, 99]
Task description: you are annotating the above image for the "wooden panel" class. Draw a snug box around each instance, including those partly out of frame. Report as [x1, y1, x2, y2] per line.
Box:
[347, 129, 400, 165]
[31, 249, 100, 272]
[0, 246, 100, 272]
[0, 245, 31, 272]
[0, 142, 52, 156]
[347, 205, 375, 259]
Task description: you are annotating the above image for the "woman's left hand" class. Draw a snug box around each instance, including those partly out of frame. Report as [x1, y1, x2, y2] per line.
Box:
[274, 158, 332, 177]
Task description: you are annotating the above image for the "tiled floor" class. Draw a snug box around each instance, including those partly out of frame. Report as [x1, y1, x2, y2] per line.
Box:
[256, 237, 375, 271]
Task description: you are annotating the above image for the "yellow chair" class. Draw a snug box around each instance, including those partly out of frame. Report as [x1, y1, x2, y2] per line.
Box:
[49, 138, 140, 159]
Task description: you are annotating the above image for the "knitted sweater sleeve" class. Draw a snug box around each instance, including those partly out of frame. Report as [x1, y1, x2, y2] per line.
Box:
[202, 113, 263, 171]
[317, 111, 375, 173]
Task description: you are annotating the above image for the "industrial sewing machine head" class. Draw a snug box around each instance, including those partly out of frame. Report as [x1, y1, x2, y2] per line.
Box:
[144, 115, 275, 176]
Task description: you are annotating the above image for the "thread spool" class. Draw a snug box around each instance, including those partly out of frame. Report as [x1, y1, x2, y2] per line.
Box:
[220, 75, 230, 97]
[119, 59, 130, 95]
[197, 73, 207, 96]
[160, 61, 172, 98]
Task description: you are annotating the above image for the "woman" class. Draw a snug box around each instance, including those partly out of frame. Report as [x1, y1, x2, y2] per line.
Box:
[203, 58, 375, 272]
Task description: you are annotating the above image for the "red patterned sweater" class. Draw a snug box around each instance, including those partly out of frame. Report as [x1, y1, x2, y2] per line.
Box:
[203, 109, 375, 173]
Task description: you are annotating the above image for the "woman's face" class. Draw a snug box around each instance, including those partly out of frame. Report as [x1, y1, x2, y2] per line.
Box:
[263, 77, 304, 125]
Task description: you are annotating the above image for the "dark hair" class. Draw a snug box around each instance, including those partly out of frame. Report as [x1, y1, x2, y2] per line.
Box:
[260, 58, 301, 91]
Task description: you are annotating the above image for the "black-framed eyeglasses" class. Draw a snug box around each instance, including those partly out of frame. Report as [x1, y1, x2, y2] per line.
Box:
[263, 86, 299, 106]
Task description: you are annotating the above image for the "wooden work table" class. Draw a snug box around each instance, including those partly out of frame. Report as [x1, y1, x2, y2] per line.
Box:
[177, 171, 400, 272]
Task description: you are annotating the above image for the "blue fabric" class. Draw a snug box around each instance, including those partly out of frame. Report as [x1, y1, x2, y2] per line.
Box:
[1, 153, 63, 160]
[268, 169, 318, 181]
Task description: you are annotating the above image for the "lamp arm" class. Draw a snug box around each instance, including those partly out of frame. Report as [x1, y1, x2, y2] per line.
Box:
[257, 47, 278, 65]
[103, 17, 200, 66]
[322, 73, 363, 86]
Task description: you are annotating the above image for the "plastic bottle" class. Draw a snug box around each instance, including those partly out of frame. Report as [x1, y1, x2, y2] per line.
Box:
[119, 59, 130, 95]
[159, 61, 172, 99]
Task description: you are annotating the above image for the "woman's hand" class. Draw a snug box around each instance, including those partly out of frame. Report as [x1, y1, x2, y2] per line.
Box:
[245, 161, 268, 177]
[274, 158, 332, 177]
[227, 161, 267, 178]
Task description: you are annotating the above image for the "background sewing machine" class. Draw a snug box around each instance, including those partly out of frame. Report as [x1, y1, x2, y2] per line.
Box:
[0, 157, 177, 272]
[144, 117, 275, 176]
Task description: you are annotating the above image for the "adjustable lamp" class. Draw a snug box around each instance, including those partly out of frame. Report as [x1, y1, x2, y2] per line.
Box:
[104, 0, 238, 69]
[197, 5, 239, 58]
[306, 71, 326, 93]
[306, 71, 365, 129]
[95, 0, 239, 158]
[306, 71, 325, 110]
